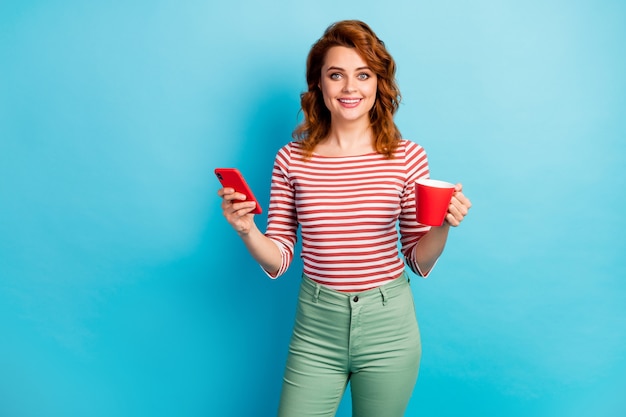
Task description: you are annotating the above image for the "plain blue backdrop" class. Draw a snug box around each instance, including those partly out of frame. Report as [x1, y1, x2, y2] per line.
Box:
[1, 0, 625, 416]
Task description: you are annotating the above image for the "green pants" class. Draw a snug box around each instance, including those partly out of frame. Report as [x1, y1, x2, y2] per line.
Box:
[278, 273, 421, 417]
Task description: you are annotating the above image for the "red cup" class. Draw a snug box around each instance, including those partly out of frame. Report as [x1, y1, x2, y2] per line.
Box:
[415, 179, 456, 226]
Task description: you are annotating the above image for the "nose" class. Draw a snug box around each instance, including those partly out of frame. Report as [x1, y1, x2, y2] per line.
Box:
[342, 78, 356, 93]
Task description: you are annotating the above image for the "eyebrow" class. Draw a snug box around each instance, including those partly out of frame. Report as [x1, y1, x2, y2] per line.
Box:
[326, 66, 372, 72]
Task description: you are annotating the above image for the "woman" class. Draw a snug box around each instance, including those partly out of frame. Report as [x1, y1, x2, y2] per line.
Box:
[218, 20, 472, 417]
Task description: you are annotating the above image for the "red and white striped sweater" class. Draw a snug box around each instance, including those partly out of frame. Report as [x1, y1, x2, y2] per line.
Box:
[264, 139, 433, 292]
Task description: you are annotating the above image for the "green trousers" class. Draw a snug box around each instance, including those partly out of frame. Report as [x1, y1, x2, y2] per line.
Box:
[277, 273, 421, 417]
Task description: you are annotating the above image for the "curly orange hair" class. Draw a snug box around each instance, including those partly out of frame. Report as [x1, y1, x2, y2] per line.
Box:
[293, 20, 402, 159]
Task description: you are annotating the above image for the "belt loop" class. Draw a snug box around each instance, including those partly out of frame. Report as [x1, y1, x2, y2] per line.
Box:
[379, 286, 388, 306]
[313, 283, 321, 303]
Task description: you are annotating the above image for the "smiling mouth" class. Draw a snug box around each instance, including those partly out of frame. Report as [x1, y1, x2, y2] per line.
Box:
[338, 98, 361, 104]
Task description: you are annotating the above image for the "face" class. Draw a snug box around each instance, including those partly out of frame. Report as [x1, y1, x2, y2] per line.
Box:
[319, 46, 378, 126]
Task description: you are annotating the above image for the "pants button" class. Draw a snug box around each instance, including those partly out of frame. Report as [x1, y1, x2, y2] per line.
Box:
[353, 296, 359, 302]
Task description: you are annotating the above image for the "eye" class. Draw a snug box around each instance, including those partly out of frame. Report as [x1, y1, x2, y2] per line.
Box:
[330, 73, 342, 80]
[357, 72, 371, 80]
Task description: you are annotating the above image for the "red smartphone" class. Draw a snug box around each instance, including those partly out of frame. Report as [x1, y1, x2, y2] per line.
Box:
[214, 168, 262, 214]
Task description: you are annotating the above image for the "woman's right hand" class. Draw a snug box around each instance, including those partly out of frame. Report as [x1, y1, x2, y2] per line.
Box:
[218, 187, 258, 235]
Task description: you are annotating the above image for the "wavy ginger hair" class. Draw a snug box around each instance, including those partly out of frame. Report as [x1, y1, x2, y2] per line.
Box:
[293, 20, 402, 159]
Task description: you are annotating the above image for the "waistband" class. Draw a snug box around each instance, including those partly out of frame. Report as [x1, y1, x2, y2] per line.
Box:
[300, 272, 411, 307]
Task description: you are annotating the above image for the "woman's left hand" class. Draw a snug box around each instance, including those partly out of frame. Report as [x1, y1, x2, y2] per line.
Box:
[445, 183, 472, 227]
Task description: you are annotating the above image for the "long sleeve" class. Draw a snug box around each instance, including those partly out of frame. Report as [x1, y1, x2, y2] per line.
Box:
[262, 145, 298, 278]
[398, 142, 434, 277]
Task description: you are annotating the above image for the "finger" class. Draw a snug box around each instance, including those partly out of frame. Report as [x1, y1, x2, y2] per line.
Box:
[447, 202, 463, 222]
[450, 196, 469, 217]
[218, 187, 236, 197]
[221, 193, 239, 211]
[450, 191, 472, 214]
[221, 191, 248, 206]
[454, 192, 472, 210]
[445, 212, 461, 227]
[447, 198, 469, 226]
[231, 201, 257, 215]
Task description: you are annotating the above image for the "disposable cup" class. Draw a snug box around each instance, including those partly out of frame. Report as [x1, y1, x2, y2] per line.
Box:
[415, 179, 456, 226]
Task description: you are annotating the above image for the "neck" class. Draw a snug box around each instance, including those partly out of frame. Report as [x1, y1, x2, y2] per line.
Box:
[325, 122, 374, 152]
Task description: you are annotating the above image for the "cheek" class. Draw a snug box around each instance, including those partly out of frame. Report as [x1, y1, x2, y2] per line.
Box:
[367, 82, 378, 97]
[320, 84, 338, 107]
[318, 80, 329, 98]
[365, 85, 378, 107]
[320, 88, 332, 107]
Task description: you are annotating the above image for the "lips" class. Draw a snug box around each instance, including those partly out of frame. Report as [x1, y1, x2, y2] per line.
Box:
[338, 98, 362, 107]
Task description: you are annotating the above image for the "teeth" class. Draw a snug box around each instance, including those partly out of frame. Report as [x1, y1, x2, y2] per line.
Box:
[340, 99, 360, 104]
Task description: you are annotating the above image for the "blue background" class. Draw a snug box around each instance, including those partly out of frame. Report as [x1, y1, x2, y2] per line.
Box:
[1, 1, 625, 416]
